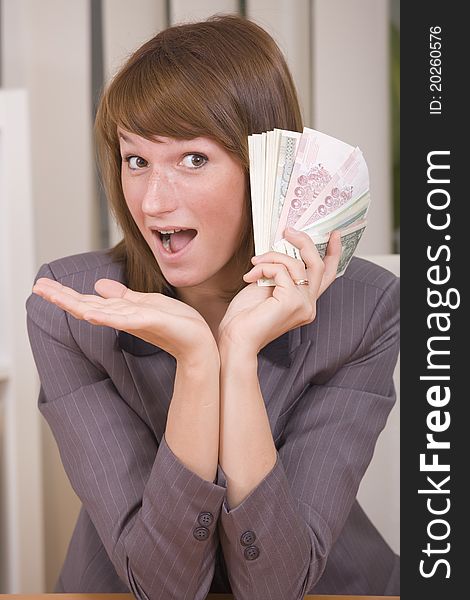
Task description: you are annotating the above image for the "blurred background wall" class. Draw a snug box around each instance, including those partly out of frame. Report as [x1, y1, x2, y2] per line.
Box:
[0, 0, 400, 592]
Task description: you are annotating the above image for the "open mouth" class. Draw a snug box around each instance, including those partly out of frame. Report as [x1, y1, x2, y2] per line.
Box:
[154, 228, 198, 254]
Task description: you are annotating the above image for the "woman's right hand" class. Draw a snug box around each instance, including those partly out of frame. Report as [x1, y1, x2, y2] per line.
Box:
[32, 277, 216, 364]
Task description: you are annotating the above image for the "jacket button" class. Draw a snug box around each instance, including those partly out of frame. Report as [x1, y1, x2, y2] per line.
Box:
[198, 512, 214, 527]
[244, 545, 260, 561]
[240, 530, 256, 546]
[193, 526, 210, 541]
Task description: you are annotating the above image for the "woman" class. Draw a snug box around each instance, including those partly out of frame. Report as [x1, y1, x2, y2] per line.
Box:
[27, 14, 400, 600]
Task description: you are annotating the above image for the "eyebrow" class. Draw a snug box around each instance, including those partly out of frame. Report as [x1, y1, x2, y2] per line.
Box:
[118, 132, 167, 146]
[118, 131, 212, 148]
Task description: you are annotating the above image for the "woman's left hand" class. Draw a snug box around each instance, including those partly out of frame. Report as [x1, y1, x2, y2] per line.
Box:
[218, 228, 341, 354]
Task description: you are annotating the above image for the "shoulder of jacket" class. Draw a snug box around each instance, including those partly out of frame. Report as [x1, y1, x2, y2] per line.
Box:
[43, 249, 124, 282]
[299, 257, 399, 344]
[341, 256, 399, 293]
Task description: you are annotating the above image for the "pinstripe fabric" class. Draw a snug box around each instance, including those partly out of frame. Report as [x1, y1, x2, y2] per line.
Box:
[26, 249, 400, 599]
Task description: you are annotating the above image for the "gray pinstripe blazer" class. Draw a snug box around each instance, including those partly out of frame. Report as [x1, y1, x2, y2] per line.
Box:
[26, 250, 400, 599]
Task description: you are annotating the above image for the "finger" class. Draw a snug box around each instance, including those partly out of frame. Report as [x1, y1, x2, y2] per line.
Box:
[44, 292, 104, 321]
[48, 292, 151, 328]
[95, 279, 154, 304]
[243, 262, 301, 292]
[34, 278, 135, 310]
[250, 252, 306, 281]
[283, 228, 325, 291]
[95, 278, 129, 299]
[318, 230, 342, 296]
[33, 278, 96, 302]
[33, 278, 166, 334]
[33, 278, 121, 320]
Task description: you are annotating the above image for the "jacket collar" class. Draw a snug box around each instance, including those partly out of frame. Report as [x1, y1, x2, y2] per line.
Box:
[117, 326, 302, 368]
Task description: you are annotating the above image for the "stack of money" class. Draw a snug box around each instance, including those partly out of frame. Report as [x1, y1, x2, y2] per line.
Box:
[248, 127, 370, 285]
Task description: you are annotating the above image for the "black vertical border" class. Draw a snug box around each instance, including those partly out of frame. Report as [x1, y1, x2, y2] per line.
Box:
[401, 3, 465, 598]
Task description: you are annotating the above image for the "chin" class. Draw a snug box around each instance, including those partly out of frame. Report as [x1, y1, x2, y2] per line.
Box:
[162, 271, 211, 290]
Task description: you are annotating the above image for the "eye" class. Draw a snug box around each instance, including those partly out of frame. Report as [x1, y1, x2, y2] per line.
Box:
[124, 155, 148, 170]
[180, 153, 208, 169]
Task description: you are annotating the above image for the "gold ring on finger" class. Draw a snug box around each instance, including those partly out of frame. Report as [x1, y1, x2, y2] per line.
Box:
[293, 279, 309, 286]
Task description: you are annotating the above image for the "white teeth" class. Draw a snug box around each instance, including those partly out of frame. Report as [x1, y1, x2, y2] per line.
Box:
[157, 228, 182, 234]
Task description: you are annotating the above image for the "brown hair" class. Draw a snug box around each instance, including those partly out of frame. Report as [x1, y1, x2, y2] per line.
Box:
[94, 13, 303, 299]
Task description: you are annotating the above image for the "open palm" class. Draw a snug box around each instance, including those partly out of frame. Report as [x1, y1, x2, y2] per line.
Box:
[33, 277, 213, 361]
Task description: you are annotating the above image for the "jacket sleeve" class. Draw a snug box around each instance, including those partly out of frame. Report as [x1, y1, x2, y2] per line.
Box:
[26, 262, 226, 600]
[217, 276, 400, 600]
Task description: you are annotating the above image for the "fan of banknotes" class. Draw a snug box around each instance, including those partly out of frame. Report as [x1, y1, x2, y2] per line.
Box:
[248, 127, 370, 286]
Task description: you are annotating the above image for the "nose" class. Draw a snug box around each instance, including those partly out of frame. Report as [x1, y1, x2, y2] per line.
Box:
[141, 169, 178, 216]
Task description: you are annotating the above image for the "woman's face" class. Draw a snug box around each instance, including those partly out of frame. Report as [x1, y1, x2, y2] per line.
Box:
[118, 128, 247, 292]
